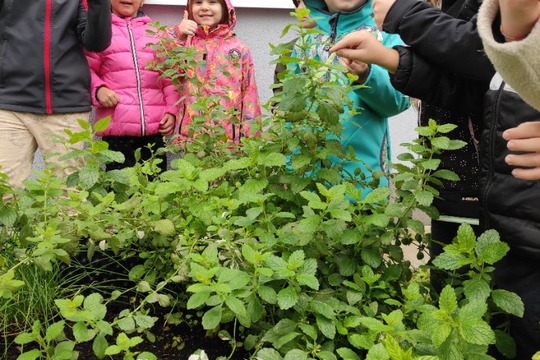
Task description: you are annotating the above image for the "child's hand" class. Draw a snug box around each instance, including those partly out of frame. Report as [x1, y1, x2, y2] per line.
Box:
[159, 113, 176, 135]
[330, 30, 399, 73]
[178, 10, 198, 36]
[97, 86, 120, 108]
[504, 121, 540, 180]
[373, 0, 396, 30]
[340, 58, 370, 84]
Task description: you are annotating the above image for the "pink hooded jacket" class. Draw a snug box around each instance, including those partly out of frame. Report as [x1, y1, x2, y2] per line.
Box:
[86, 13, 180, 137]
[171, 0, 261, 143]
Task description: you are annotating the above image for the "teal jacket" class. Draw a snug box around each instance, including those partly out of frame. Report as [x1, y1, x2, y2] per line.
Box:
[293, 0, 410, 194]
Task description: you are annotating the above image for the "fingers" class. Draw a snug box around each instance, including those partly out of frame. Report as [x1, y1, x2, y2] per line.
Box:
[97, 88, 120, 108]
[503, 121, 540, 141]
[509, 166, 540, 181]
[183, 10, 189, 20]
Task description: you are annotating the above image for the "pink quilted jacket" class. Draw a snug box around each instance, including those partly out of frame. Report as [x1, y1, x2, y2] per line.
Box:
[170, 0, 261, 143]
[86, 13, 180, 137]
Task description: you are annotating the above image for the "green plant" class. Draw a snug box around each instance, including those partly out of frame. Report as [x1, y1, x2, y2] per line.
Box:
[0, 10, 526, 360]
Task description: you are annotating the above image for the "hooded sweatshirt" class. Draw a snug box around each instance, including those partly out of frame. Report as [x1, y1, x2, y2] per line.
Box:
[171, 0, 261, 143]
[85, 12, 180, 137]
[293, 0, 410, 192]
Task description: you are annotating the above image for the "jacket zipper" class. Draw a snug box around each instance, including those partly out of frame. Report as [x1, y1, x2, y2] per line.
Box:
[481, 82, 504, 228]
[44, 0, 53, 114]
[127, 19, 146, 136]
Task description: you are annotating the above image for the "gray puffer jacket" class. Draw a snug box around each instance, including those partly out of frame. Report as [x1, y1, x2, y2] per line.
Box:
[0, 0, 111, 114]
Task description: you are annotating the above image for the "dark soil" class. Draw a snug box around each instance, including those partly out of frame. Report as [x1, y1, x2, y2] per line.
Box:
[4, 252, 251, 359]
[4, 312, 251, 359]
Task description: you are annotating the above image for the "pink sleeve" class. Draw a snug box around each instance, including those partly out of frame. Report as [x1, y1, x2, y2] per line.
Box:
[241, 49, 262, 132]
[161, 76, 181, 116]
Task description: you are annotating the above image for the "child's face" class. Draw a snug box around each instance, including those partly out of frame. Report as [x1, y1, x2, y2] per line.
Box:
[191, 0, 224, 28]
[324, 0, 365, 12]
[111, 0, 143, 18]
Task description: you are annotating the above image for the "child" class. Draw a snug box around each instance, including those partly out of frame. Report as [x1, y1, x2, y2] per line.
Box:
[331, 0, 540, 356]
[85, 0, 180, 173]
[170, 0, 261, 144]
[332, 0, 490, 292]
[0, 0, 111, 189]
[291, 0, 410, 194]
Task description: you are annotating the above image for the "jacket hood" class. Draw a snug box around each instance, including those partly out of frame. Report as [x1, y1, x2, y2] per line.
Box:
[304, 0, 373, 34]
[187, 0, 236, 32]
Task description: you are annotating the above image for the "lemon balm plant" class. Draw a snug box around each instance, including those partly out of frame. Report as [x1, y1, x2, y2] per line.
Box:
[0, 10, 525, 359]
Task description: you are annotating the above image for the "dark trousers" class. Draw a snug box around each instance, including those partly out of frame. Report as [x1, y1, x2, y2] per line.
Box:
[495, 252, 540, 359]
[102, 134, 167, 174]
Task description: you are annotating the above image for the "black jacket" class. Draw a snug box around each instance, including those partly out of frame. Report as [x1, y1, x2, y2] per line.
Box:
[383, 0, 495, 218]
[0, 0, 112, 114]
[480, 77, 540, 259]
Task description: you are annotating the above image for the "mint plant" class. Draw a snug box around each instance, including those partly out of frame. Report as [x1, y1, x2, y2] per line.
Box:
[0, 10, 526, 360]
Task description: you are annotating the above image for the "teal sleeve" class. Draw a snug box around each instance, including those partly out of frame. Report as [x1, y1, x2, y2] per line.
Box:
[353, 32, 410, 117]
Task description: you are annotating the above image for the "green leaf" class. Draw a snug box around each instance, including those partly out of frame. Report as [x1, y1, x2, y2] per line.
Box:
[117, 317, 135, 332]
[255, 348, 284, 360]
[491, 289, 524, 317]
[53, 340, 75, 359]
[317, 101, 340, 125]
[310, 300, 335, 319]
[415, 190, 434, 207]
[137, 352, 158, 360]
[463, 276, 491, 302]
[365, 343, 389, 360]
[92, 334, 108, 358]
[316, 314, 336, 339]
[432, 169, 460, 181]
[134, 315, 157, 329]
[202, 305, 222, 329]
[432, 252, 464, 270]
[439, 286, 457, 314]
[152, 219, 175, 236]
[262, 153, 287, 167]
[361, 248, 382, 268]
[14, 333, 36, 345]
[258, 286, 277, 304]
[16, 349, 41, 360]
[432, 323, 452, 347]
[476, 230, 509, 265]
[288, 250, 305, 269]
[277, 287, 299, 310]
[73, 322, 94, 343]
[94, 117, 111, 132]
[336, 347, 361, 360]
[187, 291, 210, 309]
[284, 349, 308, 360]
[45, 321, 65, 342]
[296, 274, 319, 290]
[225, 296, 247, 317]
[420, 158, 441, 171]
[459, 318, 495, 345]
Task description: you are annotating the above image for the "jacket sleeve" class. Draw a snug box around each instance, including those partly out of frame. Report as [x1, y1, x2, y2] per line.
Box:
[477, 0, 540, 111]
[241, 49, 262, 123]
[383, 0, 493, 82]
[355, 32, 410, 118]
[390, 45, 487, 114]
[77, 0, 112, 52]
[160, 76, 181, 116]
[84, 50, 107, 107]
